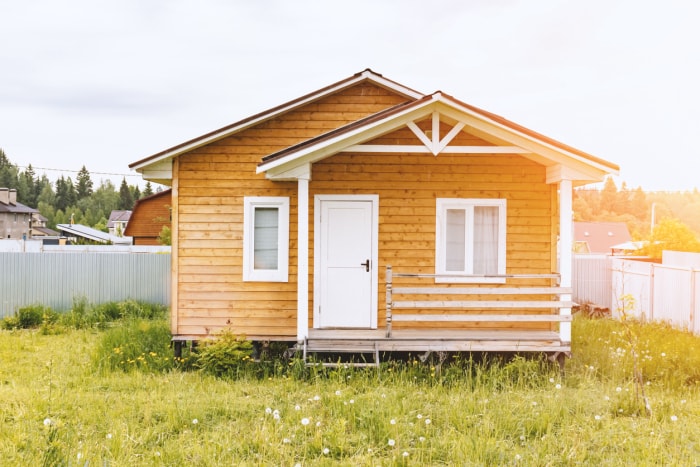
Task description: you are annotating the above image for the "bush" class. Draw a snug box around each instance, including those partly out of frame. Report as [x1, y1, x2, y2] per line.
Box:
[92, 319, 175, 373]
[195, 330, 254, 379]
[1, 304, 57, 330]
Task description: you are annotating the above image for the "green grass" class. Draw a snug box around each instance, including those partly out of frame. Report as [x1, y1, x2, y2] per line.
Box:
[1, 316, 699, 465]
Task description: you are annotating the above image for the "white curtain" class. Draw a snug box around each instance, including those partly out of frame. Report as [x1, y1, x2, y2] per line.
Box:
[445, 209, 466, 271]
[254, 207, 279, 270]
[473, 206, 498, 274]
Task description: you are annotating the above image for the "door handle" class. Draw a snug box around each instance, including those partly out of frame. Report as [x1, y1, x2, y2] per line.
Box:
[360, 259, 370, 272]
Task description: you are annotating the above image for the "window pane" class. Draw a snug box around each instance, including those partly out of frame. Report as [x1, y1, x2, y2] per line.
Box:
[473, 206, 498, 274]
[445, 209, 465, 271]
[254, 207, 278, 270]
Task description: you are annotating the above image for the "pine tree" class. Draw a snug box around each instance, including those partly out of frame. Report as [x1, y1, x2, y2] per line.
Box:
[118, 178, 134, 210]
[76, 165, 93, 200]
[142, 181, 154, 197]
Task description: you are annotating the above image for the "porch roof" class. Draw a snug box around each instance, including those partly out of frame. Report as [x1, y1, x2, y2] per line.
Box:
[257, 91, 619, 185]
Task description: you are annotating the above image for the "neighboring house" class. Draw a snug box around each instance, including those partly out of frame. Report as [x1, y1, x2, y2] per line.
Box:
[57, 223, 133, 245]
[108, 210, 132, 237]
[574, 221, 632, 254]
[130, 69, 619, 359]
[123, 189, 172, 245]
[31, 213, 60, 237]
[0, 188, 37, 239]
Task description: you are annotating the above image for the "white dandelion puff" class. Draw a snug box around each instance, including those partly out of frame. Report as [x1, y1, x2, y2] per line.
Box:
[388, 439, 396, 446]
[301, 418, 310, 426]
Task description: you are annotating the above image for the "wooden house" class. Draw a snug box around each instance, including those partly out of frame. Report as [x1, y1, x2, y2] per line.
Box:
[123, 189, 172, 246]
[130, 69, 619, 363]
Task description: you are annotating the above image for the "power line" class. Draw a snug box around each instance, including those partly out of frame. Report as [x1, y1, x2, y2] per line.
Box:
[16, 165, 141, 178]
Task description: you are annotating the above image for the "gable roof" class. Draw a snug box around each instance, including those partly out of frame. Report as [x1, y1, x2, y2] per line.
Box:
[257, 91, 619, 184]
[129, 69, 423, 175]
[107, 210, 132, 228]
[574, 221, 632, 254]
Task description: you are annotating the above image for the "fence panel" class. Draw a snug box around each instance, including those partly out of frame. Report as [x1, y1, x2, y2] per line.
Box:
[0, 253, 171, 317]
[572, 255, 612, 310]
[653, 265, 693, 330]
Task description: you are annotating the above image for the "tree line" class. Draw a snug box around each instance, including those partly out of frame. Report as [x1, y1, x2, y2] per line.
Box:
[575, 177, 700, 257]
[1, 148, 158, 231]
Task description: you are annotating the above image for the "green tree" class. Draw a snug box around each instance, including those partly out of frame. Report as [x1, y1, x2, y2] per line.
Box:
[76, 165, 93, 200]
[142, 181, 154, 197]
[640, 218, 700, 259]
[19, 164, 37, 206]
[118, 178, 134, 210]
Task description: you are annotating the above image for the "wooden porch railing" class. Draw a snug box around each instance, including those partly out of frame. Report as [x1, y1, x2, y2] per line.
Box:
[385, 265, 572, 338]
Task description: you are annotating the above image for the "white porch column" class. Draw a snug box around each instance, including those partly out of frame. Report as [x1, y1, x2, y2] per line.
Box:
[559, 178, 573, 343]
[297, 176, 310, 341]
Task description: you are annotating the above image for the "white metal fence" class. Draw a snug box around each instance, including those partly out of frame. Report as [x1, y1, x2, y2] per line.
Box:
[0, 252, 171, 317]
[611, 257, 700, 335]
[572, 254, 613, 310]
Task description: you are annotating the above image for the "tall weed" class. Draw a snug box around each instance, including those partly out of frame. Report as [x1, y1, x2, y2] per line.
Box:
[92, 319, 175, 373]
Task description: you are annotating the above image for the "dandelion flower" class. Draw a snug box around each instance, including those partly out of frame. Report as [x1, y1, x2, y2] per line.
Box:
[419, 436, 426, 442]
[335, 390, 341, 396]
[390, 419, 396, 425]
[555, 384, 561, 390]
[661, 352, 666, 357]
[403, 451, 409, 457]
[265, 407, 272, 414]
[323, 447, 330, 455]
[316, 421, 321, 427]
[671, 415, 678, 422]
[416, 414, 423, 419]
[616, 387, 622, 392]
[294, 405, 301, 411]
[388, 439, 395, 447]
[515, 454, 522, 461]
[43, 418, 52, 427]
[283, 438, 291, 444]
[425, 418, 431, 425]
[273, 409, 280, 416]
[301, 418, 310, 426]
[681, 399, 687, 404]
[106, 433, 113, 439]
[349, 399, 355, 404]
[595, 415, 601, 421]
[519, 435, 526, 441]
[313, 395, 320, 401]
[549, 378, 555, 383]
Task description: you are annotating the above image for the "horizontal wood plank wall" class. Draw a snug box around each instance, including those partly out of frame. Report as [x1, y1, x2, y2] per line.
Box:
[311, 122, 555, 331]
[174, 82, 409, 338]
[124, 191, 172, 245]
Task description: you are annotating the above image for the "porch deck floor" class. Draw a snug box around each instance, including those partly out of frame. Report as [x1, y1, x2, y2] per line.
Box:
[306, 329, 569, 353]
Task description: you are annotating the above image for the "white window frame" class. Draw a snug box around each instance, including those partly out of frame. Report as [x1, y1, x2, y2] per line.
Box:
[243, 196, 289, 282]
[435, 198, 507, 283]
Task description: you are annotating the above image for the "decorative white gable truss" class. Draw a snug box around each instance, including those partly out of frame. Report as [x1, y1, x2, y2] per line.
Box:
[257, 92, 616, 186]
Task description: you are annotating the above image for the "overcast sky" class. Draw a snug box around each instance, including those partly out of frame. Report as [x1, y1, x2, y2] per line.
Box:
[1, 0, 699, 191]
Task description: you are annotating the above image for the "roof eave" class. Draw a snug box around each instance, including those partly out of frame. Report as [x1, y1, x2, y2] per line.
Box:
[129, 69, 424, 173]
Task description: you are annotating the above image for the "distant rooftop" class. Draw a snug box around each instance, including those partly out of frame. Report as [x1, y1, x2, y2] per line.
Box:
[57, 223, 132, 245]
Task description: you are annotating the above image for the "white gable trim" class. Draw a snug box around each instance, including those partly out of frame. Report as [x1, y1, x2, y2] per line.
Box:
[259, 94, 617, 183]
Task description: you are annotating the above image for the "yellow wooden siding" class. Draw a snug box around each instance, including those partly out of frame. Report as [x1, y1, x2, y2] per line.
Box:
[174, 82, 409, 338]
[310, 125, 554, 332]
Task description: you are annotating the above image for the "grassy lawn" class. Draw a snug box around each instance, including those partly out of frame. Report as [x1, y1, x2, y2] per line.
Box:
[1, 314, 699, 466]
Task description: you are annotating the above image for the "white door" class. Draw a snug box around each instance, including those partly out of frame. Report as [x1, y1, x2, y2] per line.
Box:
[315, 196, 377, 328]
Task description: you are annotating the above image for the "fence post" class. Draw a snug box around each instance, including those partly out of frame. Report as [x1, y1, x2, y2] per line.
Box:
[386, 265, 393, 338]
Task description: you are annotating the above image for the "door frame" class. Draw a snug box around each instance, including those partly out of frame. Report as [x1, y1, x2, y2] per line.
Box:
[313, 194, 379, 329]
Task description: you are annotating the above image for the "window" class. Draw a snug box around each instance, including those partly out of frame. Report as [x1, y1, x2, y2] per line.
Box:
[243, 197, 289, 282]
[435, 198, 506, 283]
